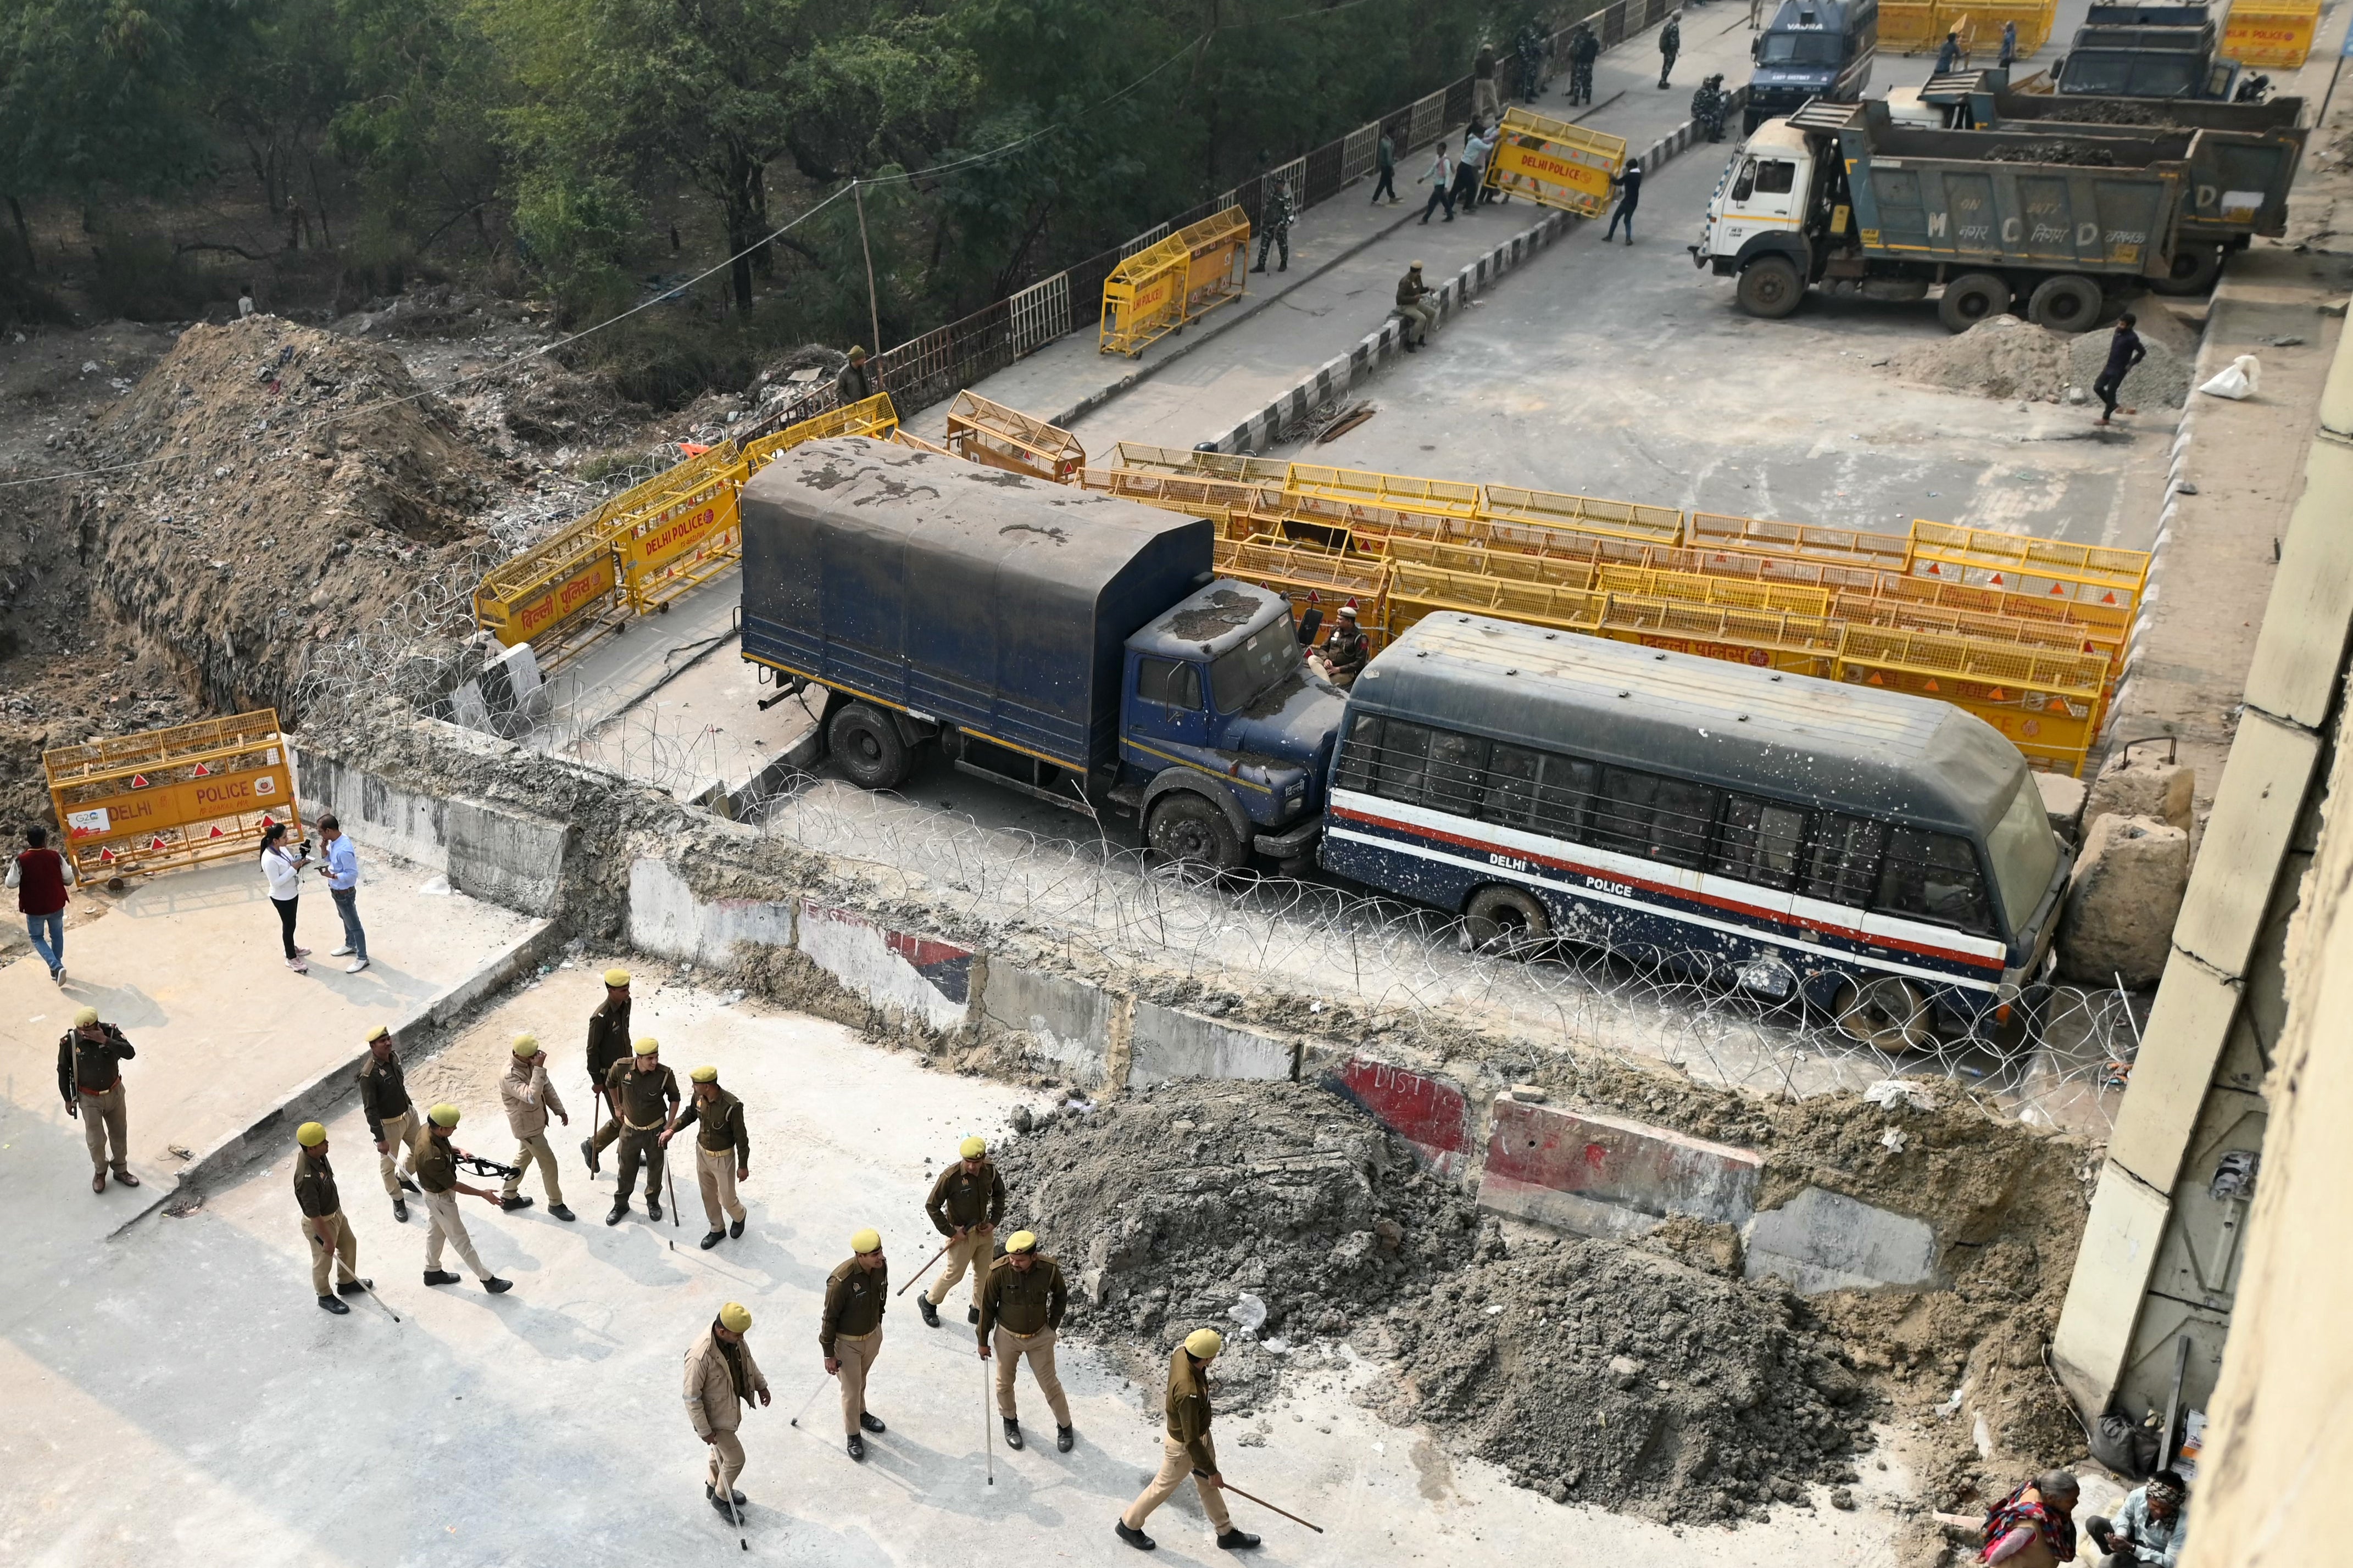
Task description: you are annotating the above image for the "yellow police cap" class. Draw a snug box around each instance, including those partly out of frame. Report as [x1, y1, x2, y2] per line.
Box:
[719, 1301, 752, 1333]
[633, 1036, 660, 1055]
[1186, 1328, 1223, 1359]
[365, 1024, 390, 1042]
[851, 1227, 882, 1254]
[73, 1006, 101, 1026]
[511, 1033, 540, 1056]
[960, 1136, 986, 1158]
[297, 1121, 327, 1147]
[690, 1065, 718, 1083]
[1006, 1230, 1038, 1254]
[428, 1103, 461, 1128]
[604, 968, 631, 987]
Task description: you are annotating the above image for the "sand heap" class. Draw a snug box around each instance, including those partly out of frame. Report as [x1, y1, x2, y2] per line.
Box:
[1895, 310, 2196, 408]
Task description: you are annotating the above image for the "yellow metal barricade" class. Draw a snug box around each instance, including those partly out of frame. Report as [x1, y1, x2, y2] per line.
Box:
[1880, 0, 1946, 51]
[1217, 537, 1394, 644]
[2222, 0, 2320, 67]
[1686, 511, 1915, 573]
[617, 455, 748, 614]
[741, 393, 898, 471]
[1481, 106, 1628, 217]
[1178, 206, 1251, 321]
[943, 391, 1087, 482]
[1834, 626, 2108, 773]
[1100, 233, 1195, 359]
[892, 428, 955, 456]
[1904, 521, 2149, 614]
[45, 711, 299, 880]
[1943, 0, 2056, 56]
[474, 510, 625, 656]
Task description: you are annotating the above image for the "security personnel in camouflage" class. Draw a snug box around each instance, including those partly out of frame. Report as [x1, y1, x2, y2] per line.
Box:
[1252, 184, 1296, 274]
[1116, 1328, 1259, 1552]
[1516, 23, 1548, 102]
[581, 968, 632, 1173]
[979, 1230, 1073, 1453]
[293, 1120, 370, 1314]
[1569, 26, 1600, 105]
[603, 1036, 680, 1225]
[358, 1024, 421, 1221]
[1692, 74, 1729, 141]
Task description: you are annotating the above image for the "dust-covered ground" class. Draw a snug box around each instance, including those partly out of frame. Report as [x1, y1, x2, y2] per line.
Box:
[1893, 307, 2202, 410]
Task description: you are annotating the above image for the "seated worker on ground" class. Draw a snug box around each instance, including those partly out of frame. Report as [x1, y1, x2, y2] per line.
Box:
[2084, 1472, 2188, 1568]
[1308, 605, 1370, 688]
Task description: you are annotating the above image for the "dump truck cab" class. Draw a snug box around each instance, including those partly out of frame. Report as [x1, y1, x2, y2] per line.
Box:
[2056, 4, 2244, 99]
[1121, 580, 1345, 868]
[1745, 0, 1878, 133]
[1696, 117, 1821, 281]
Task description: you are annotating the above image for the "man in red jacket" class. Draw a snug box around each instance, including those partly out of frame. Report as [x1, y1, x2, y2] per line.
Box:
[8, 825, 76, 983]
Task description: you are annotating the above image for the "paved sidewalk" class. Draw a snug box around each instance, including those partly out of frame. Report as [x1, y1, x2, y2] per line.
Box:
[934, 7, 1769, 449]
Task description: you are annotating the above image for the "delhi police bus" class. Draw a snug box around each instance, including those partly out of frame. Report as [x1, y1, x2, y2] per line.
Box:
[1319, 613, 2069, 1046]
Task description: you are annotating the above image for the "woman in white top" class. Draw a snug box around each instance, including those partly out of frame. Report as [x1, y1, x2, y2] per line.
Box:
[259, 823, 314, 972]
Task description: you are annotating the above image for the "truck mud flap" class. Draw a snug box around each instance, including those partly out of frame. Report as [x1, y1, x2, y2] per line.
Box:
[1251, 814, 1325, 859]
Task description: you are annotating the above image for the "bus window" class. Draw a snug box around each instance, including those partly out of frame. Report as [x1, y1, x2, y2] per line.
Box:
[1483, 745, 1595, 840]
[1874, 827, 1994, 936]
[1804, 813, 1886, 906]
[1715, 795, 1808, 890]
[1375, 720, 1436, 802]
[1593, 768, 1720, 870]
[1333, 712, 1381, 794]
[1425, 730, 1491, 817]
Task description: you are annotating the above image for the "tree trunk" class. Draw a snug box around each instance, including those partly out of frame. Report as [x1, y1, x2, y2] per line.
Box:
[724, 155, 760, 310]
[747, 159, 774, 280]
[7, 196, 33, 273]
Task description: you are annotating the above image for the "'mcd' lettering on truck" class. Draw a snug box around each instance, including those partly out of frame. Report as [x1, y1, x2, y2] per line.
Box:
[736, 437, 1343, 871]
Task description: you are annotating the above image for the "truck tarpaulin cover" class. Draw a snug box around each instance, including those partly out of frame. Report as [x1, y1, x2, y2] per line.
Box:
[740, 437, 1214, 771]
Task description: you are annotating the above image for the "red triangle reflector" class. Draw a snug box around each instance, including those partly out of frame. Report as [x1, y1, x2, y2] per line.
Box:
[1923, 678, 1940, 693]
[209, 825, 226, 838]
[130, 774, 151, 789]
[1926, 563, 1942, 574]
[259, 814, 275, 827]
[150, 835, 168, 850]
[192, 762, 211, 776]
[1990, 573, 2005, 586]
[1988, 687, 2007, 701]
[1866, 672, 1884, 685]
[100, 849, 116, 862]
[2102, 592, 2117, 604]
[2050, 582, 2066, 595]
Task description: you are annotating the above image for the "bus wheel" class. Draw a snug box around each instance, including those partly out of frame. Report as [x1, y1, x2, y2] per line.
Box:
[1735, 256, 1805, 320]
[827, 702, 913, 791]
[1832, 975, 1934, 1050]
[1146, 793, 1246, 872]
[1466, 885, 1552, 956]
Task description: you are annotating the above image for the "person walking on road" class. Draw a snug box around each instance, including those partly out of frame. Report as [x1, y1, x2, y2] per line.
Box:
[1751, 0, 1766, 30]
[1452, 124, 1492, 213]
[10, 824, 75, 984]
[1115, 1328, 1260, 1553]
[1395, 262, 1438, 351]
[259, 822, 312, 972]
[498, 1034, 574, 1220]
[980, 1230, 1075, 1454]
[603, 1035, 680, 1225]
[662, 1064, 751, 1249]
[1605, 157, 1643, 243]
[1370, 129, 1399, 203]
[1417, 139, 1455, 223]
[293, 1121, 370, 1315]
[58, 1006, 138, 1195]
[410, 1103, 513, 1293]
[318, 814, 367, 973]
[359, 1023, 421, 1222]
[581, 967, 632, 1174]
[2095, 313, 2146, 426]
[822, 1229, 891, 1461]
[1251, 182, 1295, 273]
[919, 1136, 1005, 1327]
[836, 346, 878, 405]
[685, 1302, 770, 1519]
[1659, 13, 1681, 88]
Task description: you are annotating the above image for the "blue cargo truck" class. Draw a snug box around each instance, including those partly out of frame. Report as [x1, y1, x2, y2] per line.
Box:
[738, 437, 1343, 870]
[1743, 0, 1878, 135]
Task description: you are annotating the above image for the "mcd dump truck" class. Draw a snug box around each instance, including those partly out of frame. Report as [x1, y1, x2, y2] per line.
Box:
[1693, 97, 2189, 330]
[2052, 3, 2255, 101]
[1895, 70, 2306, 291]
[738, 437, 1343, 869]
[1743, 0, 1879, 135]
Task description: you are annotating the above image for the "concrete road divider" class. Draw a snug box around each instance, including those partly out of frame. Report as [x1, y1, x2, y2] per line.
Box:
[1323, 1056, 1475, 1175]
[1476, 1096, 1763, 1240]
[796, 902, 977, 1035]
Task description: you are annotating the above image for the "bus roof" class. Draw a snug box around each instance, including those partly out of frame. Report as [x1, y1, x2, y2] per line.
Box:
[1356, 614, 2031, 837]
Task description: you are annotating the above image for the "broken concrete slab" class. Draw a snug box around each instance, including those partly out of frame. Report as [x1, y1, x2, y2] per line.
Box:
[980, 964, 1116, 1089]
[2059, 813, 2193, 987]
[1476, 1097, 1764, 1240]
[1126, 1000, 1298, 1089]
[1322, 1054, 1475, 1175]
[1743, 1186, 1941, 1294]
[294, 744, 569, 918]
[626, 856, 797, 967]
[2084, 752, 2195, 834]
[2037, 771, 2089, 842]
[795, 901, 975, 1034]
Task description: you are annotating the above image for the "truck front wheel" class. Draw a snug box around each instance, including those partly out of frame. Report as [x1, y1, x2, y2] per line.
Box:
[2026, 274, 2104, 332]
[1938, 272, 2011, 333]
[1735, 256, 1805, 319]
[1146, 792, 1247, 871]
[827, 702, 914, 791]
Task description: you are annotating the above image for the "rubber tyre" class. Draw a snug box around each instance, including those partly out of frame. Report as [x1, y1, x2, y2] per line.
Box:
[1938, 271, 2011, 333]
[1465, 885, 1553, 956]
[826, 702, 912, 791]
[1145, 791, 1247, 872]
[2025, 274, 2104, 333]
[2150, 244, 2224, 297]
[1832, 974, 1935, 1050]
[1735, 255, 1805, 320]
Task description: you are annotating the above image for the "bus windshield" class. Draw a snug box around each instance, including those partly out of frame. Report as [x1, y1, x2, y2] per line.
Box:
[1209, 619, 1302, 712]
[1986, 777, 2063, 934]
[1760, 32, 1846, 64]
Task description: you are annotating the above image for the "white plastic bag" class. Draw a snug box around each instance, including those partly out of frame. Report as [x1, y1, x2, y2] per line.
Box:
[1864, 1078, 1938, 1113]
[2199, 354, 2262, 400]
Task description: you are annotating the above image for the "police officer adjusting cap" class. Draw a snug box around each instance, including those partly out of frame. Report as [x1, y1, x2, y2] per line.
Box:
[428, 1102, 461, 1128]
[633, 1036, 660, 1056]
[719, 1301, 753, 1332]
[365, 1023, 390, 1042]
[74, 1006, 101, 1026]
[960, 1136, 987, 1158]
[604, 967, 631, 987]
[296, 1121, 327, 1147]
[1186, 1327, 1224, 1359]
[1006, 1230, 1038, 1254]
[851, 1227, 882, 1254]
[690, 1065, 718, 1083]
[511, 1033, 539, 1056]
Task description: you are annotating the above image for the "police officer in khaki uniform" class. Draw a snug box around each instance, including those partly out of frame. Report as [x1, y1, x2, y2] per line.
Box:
[358, 1023, 420, 1222]
[821, 1228, 889, 1461]
[684, 1301, 770, 1516]
[660, 1065, 749, 1249]
[603, 1036, 679, 1225]
[581, 969, 631, 1173]
[409, 1103, 513, 1293]
[498, 1034, 574, 1220]
[293, 1120, 370, 1314]
[919, 1136, 1004, 1327]
[56, 1006, 138, 1195]
[979, 1230, 1073, 1453]
[1117, 1328, 1260, 1552]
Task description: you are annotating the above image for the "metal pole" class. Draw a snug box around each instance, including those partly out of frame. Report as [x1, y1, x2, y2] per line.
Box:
[984, 1350, 995, 1486]
[854, 180, 883, 363]
[787, 1372, 833, 1427]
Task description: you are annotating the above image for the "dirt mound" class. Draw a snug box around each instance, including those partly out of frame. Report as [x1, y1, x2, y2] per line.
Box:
[69, 317, 502, 719]
[1985, 141, 2119, 166]
[1895, 312, 2194, 408]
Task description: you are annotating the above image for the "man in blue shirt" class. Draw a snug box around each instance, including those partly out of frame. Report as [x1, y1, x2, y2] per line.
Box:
[2084, 1471, 2187, 1566]
[318, 814, 369, 973]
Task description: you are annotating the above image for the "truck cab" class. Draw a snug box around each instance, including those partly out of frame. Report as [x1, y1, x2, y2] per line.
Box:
[1119, 581, 1345, 869]
[1745, 0, 1878, 133]
[2056, 4, 2245, 99]
[1695, 118, 1821, 282]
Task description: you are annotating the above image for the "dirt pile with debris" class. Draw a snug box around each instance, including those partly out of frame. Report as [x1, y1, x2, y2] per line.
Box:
[1984, 141, 2119, 166]
[1895, 311, 2195, 408]
[991, 1079, 1875, 1523]
[68, 316, 504, 720]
